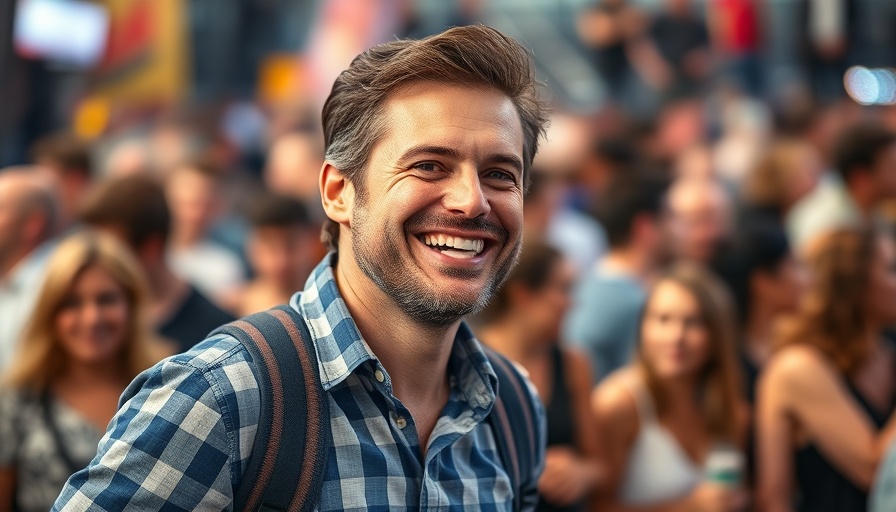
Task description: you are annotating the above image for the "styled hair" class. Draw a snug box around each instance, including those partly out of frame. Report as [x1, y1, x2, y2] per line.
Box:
[474, 239, 563, 324]
[637, 263, 743, 443]
[834, 122, 896, 183]
[320, 24, 549, 250]
[2, 231, 161, 391]
[777, 226, 880, 375]
[79, 174, 171, 248]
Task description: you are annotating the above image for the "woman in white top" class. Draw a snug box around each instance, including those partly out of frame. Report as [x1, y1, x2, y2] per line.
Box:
[592, 262, 748, 511]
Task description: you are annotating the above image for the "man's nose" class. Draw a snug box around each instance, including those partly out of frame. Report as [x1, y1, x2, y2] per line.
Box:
[443, 168, 490, 218]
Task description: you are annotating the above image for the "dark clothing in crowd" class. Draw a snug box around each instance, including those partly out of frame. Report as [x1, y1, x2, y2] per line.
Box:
[795, 379, 895, 512]
[159, 286, 235, 353]
[537, 347, 586, 512]
[650, 12, 709, 91]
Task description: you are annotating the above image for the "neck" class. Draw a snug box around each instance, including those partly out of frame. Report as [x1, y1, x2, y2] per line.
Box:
[602, 246, 653, 283]
[646, 368, 701, 406]
[333, 257, 454, 406]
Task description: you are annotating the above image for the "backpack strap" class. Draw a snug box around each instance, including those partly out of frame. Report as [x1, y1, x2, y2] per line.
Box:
[483, 346, 540, 512]
[213, 304, 330, 512]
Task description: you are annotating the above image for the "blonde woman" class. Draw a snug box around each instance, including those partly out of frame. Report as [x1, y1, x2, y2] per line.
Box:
[592, 263, 748, 511]
[0, 231, 168, 512]
[757, 226, 896, 512]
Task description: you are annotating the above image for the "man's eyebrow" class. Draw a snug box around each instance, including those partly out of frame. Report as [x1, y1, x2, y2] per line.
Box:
[399, 145, 523, 172]
[399, 145, 462, 162]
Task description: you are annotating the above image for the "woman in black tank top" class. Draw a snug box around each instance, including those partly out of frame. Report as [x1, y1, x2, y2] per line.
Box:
[473, 241, 602, 511]
[757, 226, 896, 512]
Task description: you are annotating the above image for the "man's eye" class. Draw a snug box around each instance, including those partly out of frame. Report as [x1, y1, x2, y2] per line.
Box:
[414, 162, 441, 172]
[486, 169, 516, 182]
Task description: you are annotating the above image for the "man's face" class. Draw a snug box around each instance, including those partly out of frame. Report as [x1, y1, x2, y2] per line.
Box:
[347, 82, 525, 327]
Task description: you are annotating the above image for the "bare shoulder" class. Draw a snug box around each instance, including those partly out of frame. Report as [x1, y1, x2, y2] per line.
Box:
[765, 344, 835, 382]
[762, 344, 840, 401]
[591, 368, 640, 431]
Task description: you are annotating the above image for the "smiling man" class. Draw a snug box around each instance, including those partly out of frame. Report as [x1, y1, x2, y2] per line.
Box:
[53, 25, 549, 511]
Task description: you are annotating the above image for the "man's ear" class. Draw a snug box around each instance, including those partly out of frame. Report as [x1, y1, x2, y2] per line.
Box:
[320, 162, 354, 227]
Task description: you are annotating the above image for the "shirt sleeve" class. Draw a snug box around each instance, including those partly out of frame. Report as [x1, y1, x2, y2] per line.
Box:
[52, 339, 259, 511]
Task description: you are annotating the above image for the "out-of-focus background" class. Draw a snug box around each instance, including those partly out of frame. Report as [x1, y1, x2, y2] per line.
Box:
[3, 2, 896, 512]
[2, 0, 896, 168]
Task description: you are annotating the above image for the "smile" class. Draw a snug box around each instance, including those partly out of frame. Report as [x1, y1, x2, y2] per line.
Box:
[420, 233, 485, 259]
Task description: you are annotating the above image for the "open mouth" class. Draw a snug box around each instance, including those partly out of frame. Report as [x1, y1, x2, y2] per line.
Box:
[419, 233, 486, 259]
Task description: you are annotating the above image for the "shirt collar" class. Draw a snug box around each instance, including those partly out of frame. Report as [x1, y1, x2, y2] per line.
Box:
[293, 253, 498, 407]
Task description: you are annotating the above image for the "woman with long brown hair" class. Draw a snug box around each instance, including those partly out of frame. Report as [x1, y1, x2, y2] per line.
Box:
[592, 263, 748, 511]
[757, 225, 896, 512]
[0, 231, 167, 512]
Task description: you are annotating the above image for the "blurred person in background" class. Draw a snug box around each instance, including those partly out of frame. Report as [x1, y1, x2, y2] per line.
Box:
[0, 168, 58, 372]
[740, 139, 821, 226]
[29, 132, 94, 233]
[645, 0, 712, 95]
[707, 0, 765, 98]
[79, 174, 234, 353]
[592, 263, 747, 511]
[474, 240, 601, 512]
[164, 160, 246, 301]
[712, 219, 805, 405]
[0, 231, 167, 512]
[711, 219, 806, 488]
[564, 173, 669, 383]
[757, 225, 896, 512]
[222, 192, 320, 317]
[666, 177, 733, 264]
[788, 122, 896, 253]
[870, 439, 896, 511]
[264, 129, 327, 222]
[577, 0, 650, 110]
[797, 0, 859, 102]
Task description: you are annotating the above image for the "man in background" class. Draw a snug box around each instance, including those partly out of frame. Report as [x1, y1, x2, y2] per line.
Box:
[0, 168, 58, 371]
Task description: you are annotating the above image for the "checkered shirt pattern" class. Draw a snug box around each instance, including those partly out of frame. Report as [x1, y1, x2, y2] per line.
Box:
[53, 254, 546, 511]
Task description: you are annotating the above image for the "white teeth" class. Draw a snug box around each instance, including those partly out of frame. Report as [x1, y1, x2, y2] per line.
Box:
[422, 234, 485, 254]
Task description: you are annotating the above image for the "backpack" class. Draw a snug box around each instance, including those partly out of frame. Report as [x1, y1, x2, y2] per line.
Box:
[213, 304, 539, 512]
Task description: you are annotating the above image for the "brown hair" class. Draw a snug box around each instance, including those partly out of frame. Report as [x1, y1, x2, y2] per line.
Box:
[320, 24, 549, 250]
[2, 231, 162, 391]
[79, 174, 171, 248]
[637, 263, 743, 443]
[777, 226, 879, 375]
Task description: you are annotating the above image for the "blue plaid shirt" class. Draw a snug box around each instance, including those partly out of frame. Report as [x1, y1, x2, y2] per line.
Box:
[53, 254, 545, 511]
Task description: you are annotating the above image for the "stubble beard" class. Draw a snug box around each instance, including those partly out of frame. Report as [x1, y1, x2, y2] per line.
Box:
[351, 206, 521, 328]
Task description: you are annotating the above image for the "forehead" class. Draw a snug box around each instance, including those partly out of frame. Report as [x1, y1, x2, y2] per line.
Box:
[375, 82, 524, 158]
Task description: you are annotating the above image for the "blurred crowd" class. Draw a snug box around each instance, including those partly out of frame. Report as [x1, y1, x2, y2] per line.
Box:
[2, 0, 896, 511]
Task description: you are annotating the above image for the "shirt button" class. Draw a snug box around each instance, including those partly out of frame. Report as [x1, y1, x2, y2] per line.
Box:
[395, 416, 407, 429]
[374, 369, 385, 383]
